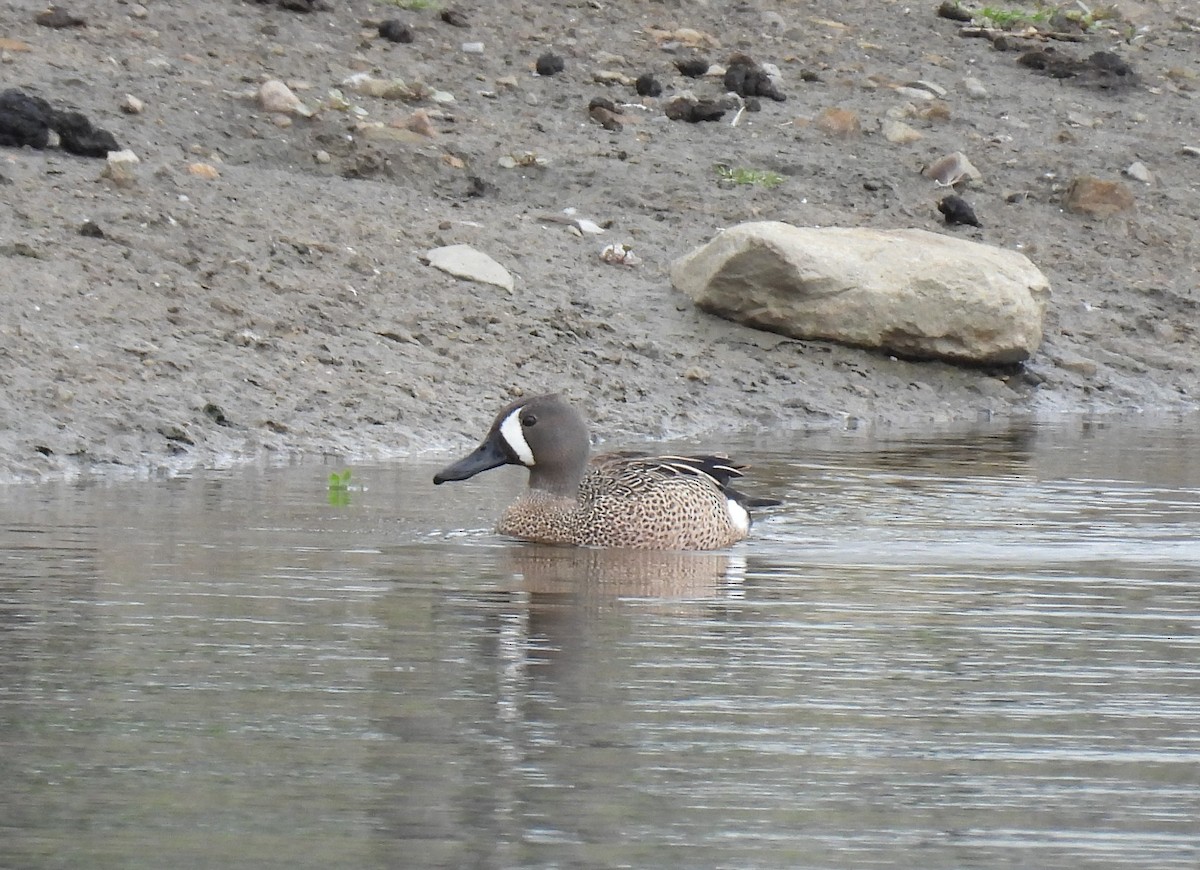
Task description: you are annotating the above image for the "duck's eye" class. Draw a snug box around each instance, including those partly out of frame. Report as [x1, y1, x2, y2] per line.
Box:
[522, 414, 537, 427]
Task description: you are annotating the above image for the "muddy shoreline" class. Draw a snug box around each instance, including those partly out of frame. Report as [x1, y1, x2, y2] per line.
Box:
[1, 0, 1196, 482]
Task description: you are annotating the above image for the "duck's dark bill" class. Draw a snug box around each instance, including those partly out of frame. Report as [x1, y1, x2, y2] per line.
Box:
[433, 434, 511, 484]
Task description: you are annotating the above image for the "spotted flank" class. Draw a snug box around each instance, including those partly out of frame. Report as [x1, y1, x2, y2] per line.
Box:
[433, 394, 779, 550]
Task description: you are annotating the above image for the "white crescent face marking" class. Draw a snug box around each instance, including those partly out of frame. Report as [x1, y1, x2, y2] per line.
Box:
[499, 409, 536, 466]
[726, 498, 750, 535]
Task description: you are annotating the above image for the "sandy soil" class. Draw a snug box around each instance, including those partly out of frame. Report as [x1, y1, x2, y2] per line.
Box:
[1, 0, 1197, 481]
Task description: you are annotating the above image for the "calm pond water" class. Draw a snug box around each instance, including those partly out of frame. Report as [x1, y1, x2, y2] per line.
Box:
[1, 418, 1198, 869]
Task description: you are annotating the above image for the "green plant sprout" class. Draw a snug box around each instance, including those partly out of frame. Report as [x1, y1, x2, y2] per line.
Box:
[714, 164, 785, 188]
[328, 468, 353, 506]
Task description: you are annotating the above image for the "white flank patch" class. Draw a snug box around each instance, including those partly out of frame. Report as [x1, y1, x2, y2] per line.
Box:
[499, 409, 535, 466]
[727, 498, 750, 535]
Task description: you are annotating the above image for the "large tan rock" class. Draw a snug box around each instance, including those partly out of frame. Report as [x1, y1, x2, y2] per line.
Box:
[671, 222, 1050, 365]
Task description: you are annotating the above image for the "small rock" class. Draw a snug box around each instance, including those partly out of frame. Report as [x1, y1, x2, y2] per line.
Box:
[909, 80, 947, 98]
[391, 108, 437, 137]
[461, 42, 484, 54]
[425, 244, 513, 292]
[1063, 176, 1135, 217]
[961, 76, 988, 99]
[894, 86, 936, 102]
[593, 70, 635, 87]
[536, 52, 564, 76]
[674, 58, 710, 78]
[78, 220, 104, 238]
[100, 149, 139, 186]
[378, 19, 413, 43]
[440, 9, 469, 27]
[938, 194, 981, 227]
[635, 73, 662, 97]
[258, 79, 312, 117]
[35, 7, 86, 28]
[186, 162, 220, 180]
[600, 243, 642, 266]
[881, 119, 922, 144]
[936, 0, 973, 21]
[1181, 146, 1200, 158]
[923, 151, 982, 186]
[589, 102, 622, 131]
[314, 149, 331, 164]
[120, 94, 144, 114]
[814, 107, 860, 137]
[1053, 351, 1099, 377]
[684, 366, 710, 382]
[1123, 161, 1153, 184]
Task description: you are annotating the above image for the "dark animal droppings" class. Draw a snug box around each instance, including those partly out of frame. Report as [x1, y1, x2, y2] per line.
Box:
[536, 52, 565, 76]
[938, 194, 982, 228]
[378, 19, 413, 43]
[0, 89, 54, 149]
[635, 73, 662, 97]
[673, 58, 710, 78]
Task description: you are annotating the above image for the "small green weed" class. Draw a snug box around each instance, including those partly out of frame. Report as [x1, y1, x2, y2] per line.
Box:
[328, 469, 353, 506]
[973, 5, 1052, 28]
[714, 164, 784, 189]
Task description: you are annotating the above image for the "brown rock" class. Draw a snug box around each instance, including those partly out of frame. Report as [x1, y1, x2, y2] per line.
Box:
[814, 107, 860, 137]
[1063, 176, 1135, 218]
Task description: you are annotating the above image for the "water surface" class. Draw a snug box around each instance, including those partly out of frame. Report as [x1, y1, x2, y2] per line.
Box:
[1, 418, 1198, 868]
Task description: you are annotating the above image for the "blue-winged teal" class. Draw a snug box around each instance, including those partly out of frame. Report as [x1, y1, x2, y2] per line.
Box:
[433, 394, 777, 550]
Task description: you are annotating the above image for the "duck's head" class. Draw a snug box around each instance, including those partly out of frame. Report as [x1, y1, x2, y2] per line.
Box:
[433, 394, 591, 496]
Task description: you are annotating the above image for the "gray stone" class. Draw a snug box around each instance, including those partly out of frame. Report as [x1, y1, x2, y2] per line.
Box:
[670, 222, 1050, 365]
[425, 245, 514, 292]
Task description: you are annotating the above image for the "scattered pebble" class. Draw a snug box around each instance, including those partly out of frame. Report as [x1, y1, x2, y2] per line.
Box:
[35, 7, 86, 28]
[961, 76, 988, 99]
[536, 52, 564, 76]
[78, 220, 104, 238]
[100, 149, 140, 186]
[425, 244, 513, 292]
[923, 151, 982, 186]
[635, 73, 662, 97]
[588, 96, 623, 131]
[814, 107, 860, 137]
[258, 79, 313, 117]
[936, 0, 973, 22]
[881, 119, 922, 144]
[461, 42, 484, 54]
[938, 194, 982, 227]
[120, 94, 144, 114]
[391, 108, 437, 137]
[186, 161, 220, 180]
[1063, 175, 1135, 218]
[378, 19, 413, 43]
[600, 243, 642, 266]
[1123, 161, 1153, 184]
[440, 9, 469, 28]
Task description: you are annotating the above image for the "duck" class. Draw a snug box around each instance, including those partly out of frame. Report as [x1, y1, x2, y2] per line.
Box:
[433, 394, 777, 550]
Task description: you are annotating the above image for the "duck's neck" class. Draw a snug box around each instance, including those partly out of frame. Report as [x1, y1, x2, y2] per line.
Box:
[527, 463, 585, 499]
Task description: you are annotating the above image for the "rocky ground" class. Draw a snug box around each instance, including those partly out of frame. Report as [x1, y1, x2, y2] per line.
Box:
[0, 0, 1197, 482]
